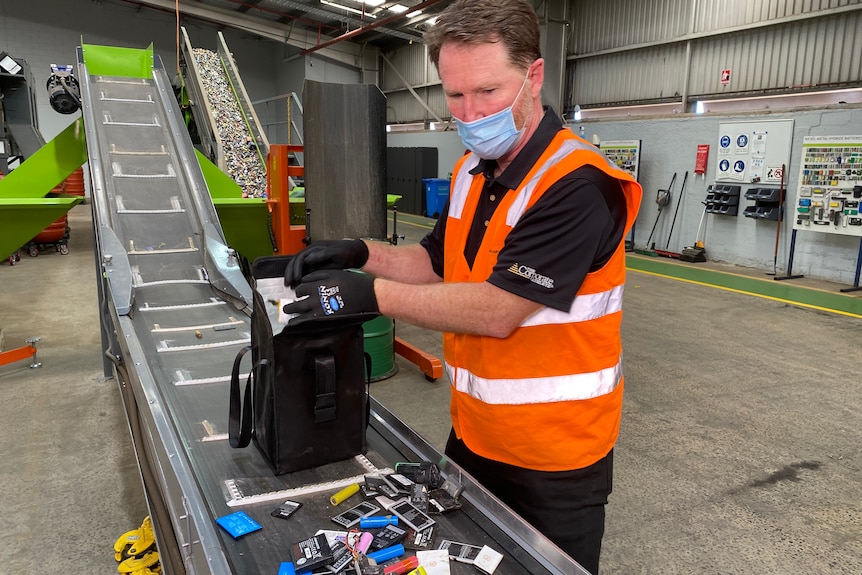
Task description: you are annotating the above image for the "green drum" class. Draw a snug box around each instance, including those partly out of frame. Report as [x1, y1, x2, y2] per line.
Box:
[363, 314, 398, 381]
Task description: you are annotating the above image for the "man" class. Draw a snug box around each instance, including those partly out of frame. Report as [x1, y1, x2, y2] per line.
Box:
[284, 1, 642, 572]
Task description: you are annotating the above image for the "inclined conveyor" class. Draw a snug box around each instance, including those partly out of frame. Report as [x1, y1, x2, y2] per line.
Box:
[78, 41, 588, 575]
[179, 27, 272, 196]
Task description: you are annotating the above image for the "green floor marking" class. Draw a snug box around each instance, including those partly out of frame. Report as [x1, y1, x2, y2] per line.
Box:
[387, 211, 436, 230]
[626, 254, 862, 318]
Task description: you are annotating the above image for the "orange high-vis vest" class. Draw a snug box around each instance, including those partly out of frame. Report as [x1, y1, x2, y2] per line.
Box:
[443, 128, 643, 472]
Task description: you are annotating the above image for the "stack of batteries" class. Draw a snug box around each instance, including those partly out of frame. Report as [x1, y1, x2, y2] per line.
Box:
[216, 461, 505, 575]
[192, 47, 268, 198]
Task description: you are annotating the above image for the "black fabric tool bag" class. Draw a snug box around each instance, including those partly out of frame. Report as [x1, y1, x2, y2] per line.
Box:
[229, 255, 374, 476]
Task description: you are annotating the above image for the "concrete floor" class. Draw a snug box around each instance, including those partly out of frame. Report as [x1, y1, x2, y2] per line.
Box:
[1, 204, 860, 574]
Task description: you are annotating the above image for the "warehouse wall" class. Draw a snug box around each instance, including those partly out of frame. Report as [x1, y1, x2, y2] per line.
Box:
[583, 105, 862, 285]
[387, 130, 463, 182]
[256, 48, 362, 146]
[388, 105, 862, 286]
[568, 0, 862, 111]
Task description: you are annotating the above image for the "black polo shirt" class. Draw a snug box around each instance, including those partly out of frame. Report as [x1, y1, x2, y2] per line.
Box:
[420, 108, 627, 312]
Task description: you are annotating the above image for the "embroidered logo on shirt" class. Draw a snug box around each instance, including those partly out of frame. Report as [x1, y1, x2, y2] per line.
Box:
[507, 263, 554, 289]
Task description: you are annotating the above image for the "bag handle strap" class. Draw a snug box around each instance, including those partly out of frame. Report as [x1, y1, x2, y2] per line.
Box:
[230, 345, 265, 448]
[313, 353, 337, 423]
[311, 346, 375, 425]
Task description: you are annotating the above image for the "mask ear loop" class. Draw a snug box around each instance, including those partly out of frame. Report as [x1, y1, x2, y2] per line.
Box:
[509, 65, 535, 135]
[510, 68, 533, 140]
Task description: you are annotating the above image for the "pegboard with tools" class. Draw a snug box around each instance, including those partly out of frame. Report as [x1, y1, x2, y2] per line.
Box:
[793, 136, 862, 236]
[600, 140, 641, 180]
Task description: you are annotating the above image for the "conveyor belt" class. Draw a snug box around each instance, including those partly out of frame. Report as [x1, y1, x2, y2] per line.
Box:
[77, 42, 588, 575]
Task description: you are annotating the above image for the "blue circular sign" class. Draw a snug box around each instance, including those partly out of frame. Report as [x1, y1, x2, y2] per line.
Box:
[720, 135, 731, 148]
[719, 159, 730, 171]
[733, 160, 745, 173]
[737, 134, 748, 147]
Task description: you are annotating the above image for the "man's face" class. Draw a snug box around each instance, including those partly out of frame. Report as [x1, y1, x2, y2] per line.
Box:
[438, 40, 534, 128]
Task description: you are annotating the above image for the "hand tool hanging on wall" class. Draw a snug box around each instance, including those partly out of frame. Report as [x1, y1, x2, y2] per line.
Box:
[664, 170, 689, 252]
[644, 172, 676, 251]
[767, 164, 786, 275]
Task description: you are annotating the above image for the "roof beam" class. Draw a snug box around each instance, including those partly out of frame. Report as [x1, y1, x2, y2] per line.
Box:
[265, 0, 423, 42]
[299, 0, 446, 55]
[129, 0, 364, 67]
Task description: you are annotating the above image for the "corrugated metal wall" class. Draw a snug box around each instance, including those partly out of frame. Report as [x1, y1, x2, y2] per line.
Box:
[570, 0, 691, 53]
[384, 87, 449, 125]
[380, 0, 862, 122]
[381, 43, 447, 124]
[689, 14, 862, 97]
[692, 0, 860, 32]
[569, 0, 862, 109]
[572, 44, 688, 105]
[381, 44, 438, 91]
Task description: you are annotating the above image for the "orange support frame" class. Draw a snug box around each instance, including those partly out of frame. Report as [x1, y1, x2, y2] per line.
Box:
[266, 144, 308, 255]
[394, 338, 443, 382]
[0, 337, 41, 368]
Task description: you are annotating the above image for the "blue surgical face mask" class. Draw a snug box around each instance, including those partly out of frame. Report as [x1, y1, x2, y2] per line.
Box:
[454, 71, 530, 160]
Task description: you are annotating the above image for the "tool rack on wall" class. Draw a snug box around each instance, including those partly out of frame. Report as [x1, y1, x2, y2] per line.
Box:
[743, 187, 783, 220]
[600, 139, 641, 250]
[705, 184, 740, 216]
[790, 135, 862, 292]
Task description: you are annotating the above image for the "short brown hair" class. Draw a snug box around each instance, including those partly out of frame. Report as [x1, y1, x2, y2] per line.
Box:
[424, 0, 541, 70]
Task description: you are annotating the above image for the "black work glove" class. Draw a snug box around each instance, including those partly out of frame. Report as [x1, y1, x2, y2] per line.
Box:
[283, 270, 379, 327]
[284, 239, 369, 288]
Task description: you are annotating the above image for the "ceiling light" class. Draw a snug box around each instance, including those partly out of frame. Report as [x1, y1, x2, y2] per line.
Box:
[362, 0, 385, 6]
[425, 17, 438, 25]
[389, 4, 408, 13]
[407, 9, 422, 17]
[321, 0, 377, 17]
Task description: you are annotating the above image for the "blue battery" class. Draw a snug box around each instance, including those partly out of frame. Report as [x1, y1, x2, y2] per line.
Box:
[359, 515, 399, 528]
[367, 543, 405, 563]
[215, 511, 262, 539]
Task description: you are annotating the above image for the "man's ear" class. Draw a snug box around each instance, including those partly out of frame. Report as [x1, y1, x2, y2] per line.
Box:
[529, 58, 545, 99]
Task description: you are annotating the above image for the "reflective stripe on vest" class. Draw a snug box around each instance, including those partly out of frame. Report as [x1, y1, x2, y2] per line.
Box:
[447, 154, 480, 220]
[445, 357, 622, 404]
[522, 284, 624, 326]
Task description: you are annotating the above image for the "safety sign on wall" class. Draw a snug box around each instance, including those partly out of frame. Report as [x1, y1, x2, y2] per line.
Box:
[600, 139, 641, 180]
[715, 120, 793, 184]
[792, 135, 862, 237]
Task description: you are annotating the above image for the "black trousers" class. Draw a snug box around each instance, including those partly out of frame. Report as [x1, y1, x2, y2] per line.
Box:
[445, 430, 613, 575]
